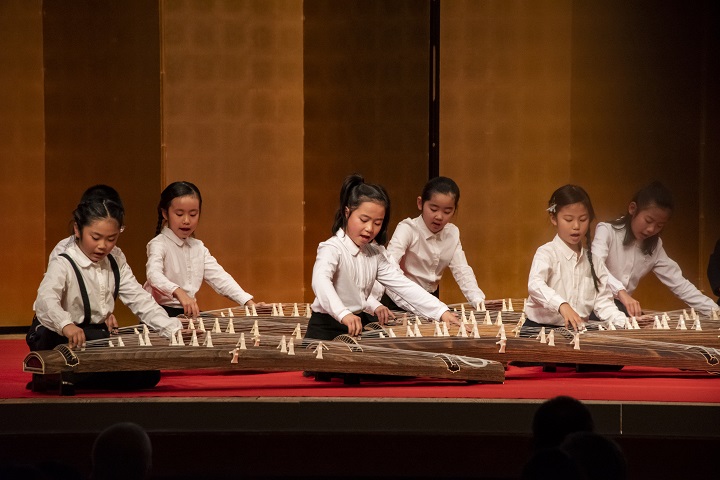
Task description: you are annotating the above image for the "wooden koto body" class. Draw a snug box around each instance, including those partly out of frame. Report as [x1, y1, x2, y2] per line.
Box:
[359, 328, 720, 373]
[23, 331, 505, 384]
[370, 320, 720, 350]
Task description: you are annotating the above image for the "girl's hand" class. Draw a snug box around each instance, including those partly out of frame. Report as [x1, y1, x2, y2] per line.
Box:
[341, 313, 363, 336]
[559, 303, 582, 331]
[440, 310, 470, 335]
[104, 313, 119, 334]
[62, 323, 85, 349]
[440, 310, 461, 327]
[173, 288, 200, 318]
[618, 290, 642, 317]
[373, 305, 395, 325]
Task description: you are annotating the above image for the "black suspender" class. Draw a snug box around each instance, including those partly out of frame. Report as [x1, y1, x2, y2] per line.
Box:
[59, 253, 120, 327]
[107, 253, 120, 300]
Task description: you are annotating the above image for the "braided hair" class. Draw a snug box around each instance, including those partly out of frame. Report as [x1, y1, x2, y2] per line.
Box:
[332, 174, 391, 245]
[609, 181, 673, 256]
[155, 181, 202, 235]
[548, 185, 599, 292]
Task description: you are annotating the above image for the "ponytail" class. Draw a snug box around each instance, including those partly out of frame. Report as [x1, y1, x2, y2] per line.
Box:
[610, 181, 673, 256]
[331, 174, 391, 245]
[331, 174, 366, 235]
[585, 229, 600, 292]
[155, 210, 165, 236]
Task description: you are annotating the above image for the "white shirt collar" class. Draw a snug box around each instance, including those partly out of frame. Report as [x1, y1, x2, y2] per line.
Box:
[335, 228, 361, 257]
[552, 234, 584, 261]
[67, 241, 108, 268]
[414, 215, 440, 240]
[68, 242, 93, 267]
[162, 226, 187, 247]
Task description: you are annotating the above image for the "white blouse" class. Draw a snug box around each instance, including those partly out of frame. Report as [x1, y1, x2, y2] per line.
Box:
[525, 235, 627, 327]
[592, 222, 717, 314]
[144, 227, 253, 308]
[34, 242, 181, 338]
[311, 229, 450, 323]
[374, 216, 484, 305]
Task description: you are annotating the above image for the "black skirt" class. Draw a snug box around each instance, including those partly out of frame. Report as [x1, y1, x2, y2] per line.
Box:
[304, 311, 374, 341]
[26, 315, 109, 352]
[380, 288, 438, 312]
[161, 305, 186, 318]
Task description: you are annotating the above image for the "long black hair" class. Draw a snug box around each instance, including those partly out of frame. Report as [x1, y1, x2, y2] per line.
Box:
[610, 181, 673, 256]
[65, 185, 124, 235]
[80, 184, 123, 207]
[155, 181, 202, 235]
[331, 174, 391, 245]
[548, 184, 599, 292]
[73, 197, 125, 235]
[420, 176, 460, 209]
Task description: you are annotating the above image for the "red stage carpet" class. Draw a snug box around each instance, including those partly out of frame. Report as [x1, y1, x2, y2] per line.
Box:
[3, 339, 718, 402]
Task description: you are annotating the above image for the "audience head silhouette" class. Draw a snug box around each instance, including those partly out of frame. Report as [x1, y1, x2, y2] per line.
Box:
[521, 447, 582, 480]
[532, 395, 594, 450]
[91, 422, 152, 480]
[561, 431, 627, 480]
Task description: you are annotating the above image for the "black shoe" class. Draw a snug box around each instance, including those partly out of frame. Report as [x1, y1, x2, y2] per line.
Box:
[314, 372, 332, 382]
[542, 363, 557, 373]
[576, 364, 624, 373]
[510, 361, 543, 368]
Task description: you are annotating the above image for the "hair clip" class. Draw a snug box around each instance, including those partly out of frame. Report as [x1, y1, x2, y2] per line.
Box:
[546, 203, 557, 214]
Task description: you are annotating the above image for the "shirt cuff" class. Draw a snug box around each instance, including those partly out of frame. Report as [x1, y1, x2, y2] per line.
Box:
[336, 309, 353, 323]
[57, 319, 74, 335]
[157, 319, 183, 339]
[365, 298, 382, 315]
[548, 294, 566, 313]
[432, 307, 451, 322]
[468, 294, 485, 305]
[234, 292, 253, 306]
[612, 316, 628, 327]
[162, 283, 181, 299]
